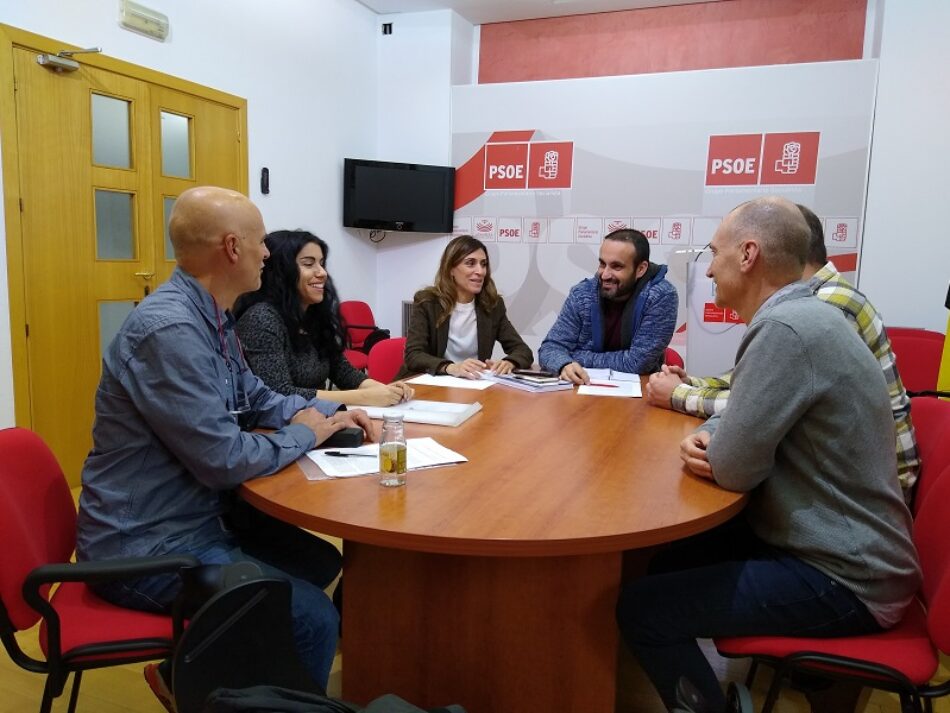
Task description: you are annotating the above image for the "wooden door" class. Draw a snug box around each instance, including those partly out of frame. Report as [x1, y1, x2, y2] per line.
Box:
[8, 36, 245, 484]
[150, 85, 245, 284]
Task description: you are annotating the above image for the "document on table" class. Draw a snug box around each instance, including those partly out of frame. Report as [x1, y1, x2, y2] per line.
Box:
[304, 437, 468, 479]
[354, 399, 482, 427]
[586, 368, 639, 382]
[577, 379, 642, 398]
[407, 373, 494, 391]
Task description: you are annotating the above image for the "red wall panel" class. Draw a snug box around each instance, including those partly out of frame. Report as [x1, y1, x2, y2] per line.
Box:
[478, 0, 866, 84]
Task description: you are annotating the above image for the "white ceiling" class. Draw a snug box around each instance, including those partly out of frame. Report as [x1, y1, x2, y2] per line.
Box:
[355, 0, 718, 25]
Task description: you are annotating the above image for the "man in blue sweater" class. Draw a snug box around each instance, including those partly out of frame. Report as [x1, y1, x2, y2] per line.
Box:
[538, 229, 678, 383]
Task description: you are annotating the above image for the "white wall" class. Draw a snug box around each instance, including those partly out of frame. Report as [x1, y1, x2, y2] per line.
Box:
[861, 0, 950, 332]
[0, 0, 380, 426]
[371, 10, 475, 336]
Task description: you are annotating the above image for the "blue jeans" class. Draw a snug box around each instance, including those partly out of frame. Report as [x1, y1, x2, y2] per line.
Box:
[95, 500, 342, 688]
[615, 518, 882, 712]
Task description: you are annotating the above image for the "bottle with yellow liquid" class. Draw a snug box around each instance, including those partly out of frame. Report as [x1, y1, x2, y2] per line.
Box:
[379, 413, 407, 487]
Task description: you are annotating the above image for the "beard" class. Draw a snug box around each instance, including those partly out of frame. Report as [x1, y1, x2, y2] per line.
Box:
[599, 276, 636, 302]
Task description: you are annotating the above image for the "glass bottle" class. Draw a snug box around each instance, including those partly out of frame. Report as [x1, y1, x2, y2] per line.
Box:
[379, 414, 407, 487]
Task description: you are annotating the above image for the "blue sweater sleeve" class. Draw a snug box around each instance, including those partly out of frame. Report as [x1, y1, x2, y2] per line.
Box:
[538, 284, 586, 373]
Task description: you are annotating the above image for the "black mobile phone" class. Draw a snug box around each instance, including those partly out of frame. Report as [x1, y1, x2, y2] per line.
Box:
[512, 369, 556, 378]
[321, 427, 364, 449]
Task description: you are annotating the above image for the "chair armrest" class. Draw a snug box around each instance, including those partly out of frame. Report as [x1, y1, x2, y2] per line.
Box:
[908, 390, 950, 399]
[24, 554, 200, 590]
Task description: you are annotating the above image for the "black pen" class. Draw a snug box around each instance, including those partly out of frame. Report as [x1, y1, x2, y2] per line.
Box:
[324, 451, 376, 458]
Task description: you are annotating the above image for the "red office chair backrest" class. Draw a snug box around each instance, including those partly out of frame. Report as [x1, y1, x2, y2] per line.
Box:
[367, 338, 407, 385]
[910, 397, 950, 514]
[913, 469, 950, 653]
[0, 428, 78, 631]
[339, 301, 376, 350]
[888, 328, 944, 394]
[664, 348, 684, 369]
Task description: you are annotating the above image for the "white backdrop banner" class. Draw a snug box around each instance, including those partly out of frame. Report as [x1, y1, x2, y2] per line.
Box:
[451, 60, 877, 372]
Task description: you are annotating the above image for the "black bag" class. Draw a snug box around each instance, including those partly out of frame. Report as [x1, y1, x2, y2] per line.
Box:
[360, 327, 391, 354]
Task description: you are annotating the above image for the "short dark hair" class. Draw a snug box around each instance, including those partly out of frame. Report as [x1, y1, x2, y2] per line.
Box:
[604, 228, 650, 265]
[796, 204, 827, 266]
[234, 230, 345, 356]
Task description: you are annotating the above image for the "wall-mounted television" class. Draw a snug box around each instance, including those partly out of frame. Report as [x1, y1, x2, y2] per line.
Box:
[343, 158, 455, 233]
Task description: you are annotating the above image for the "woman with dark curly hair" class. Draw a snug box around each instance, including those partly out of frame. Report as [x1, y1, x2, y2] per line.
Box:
[398, 234, 532, 380]
[236, 230, 412, 406]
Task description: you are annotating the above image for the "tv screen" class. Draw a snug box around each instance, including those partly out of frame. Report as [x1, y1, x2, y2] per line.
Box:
[343, 158, 455, 233]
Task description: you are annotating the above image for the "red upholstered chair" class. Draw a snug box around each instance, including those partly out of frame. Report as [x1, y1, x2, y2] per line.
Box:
[909, 397, 950, 515]
[714, 397, 950, 713]
[339, 300, 377, 371]
[0, 428, 196, 713]
[888, 327, 945, 396]
[664, 347, 685, 369]
[367, 337, 407, 385]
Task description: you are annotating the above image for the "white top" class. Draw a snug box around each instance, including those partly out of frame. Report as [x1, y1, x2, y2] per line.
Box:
[444, 301, 477, 363]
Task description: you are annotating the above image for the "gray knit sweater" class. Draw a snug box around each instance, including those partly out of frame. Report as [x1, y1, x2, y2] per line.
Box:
[236, 302, 366, 400]
[700, 283, 920, 627]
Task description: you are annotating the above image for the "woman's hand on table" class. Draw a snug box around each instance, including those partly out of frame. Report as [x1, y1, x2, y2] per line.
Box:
[446, 359, 487, 379]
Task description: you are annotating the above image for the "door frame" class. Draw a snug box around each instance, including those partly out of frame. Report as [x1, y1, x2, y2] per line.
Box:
[0, 24, 248, 427]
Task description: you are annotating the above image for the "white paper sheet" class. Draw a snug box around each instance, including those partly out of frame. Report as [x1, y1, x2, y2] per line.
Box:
[304, 437, 468, 479]
[577, 379, 642, 398]
[406, 373, 494, 390]
[586, 368, 639, 382]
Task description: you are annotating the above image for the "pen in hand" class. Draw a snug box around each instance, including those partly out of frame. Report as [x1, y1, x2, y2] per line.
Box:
[325, 451, 376, 458]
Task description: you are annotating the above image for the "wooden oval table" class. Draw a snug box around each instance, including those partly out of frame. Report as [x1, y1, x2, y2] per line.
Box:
[243, 381, 746, 713]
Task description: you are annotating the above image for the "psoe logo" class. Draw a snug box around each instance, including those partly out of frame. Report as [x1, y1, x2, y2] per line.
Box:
[484, 140, 574, 190]
[706, 132, 820, 186]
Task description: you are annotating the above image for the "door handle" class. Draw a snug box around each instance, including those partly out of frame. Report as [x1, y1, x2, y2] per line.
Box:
[134, 271, 155, 279]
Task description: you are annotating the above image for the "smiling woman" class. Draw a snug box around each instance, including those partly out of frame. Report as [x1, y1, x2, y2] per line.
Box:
[234, 230, 413, 406]
[397, 234, 533, 380]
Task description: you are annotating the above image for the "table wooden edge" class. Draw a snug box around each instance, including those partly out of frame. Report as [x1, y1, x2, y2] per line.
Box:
[241, 479, 748, 557]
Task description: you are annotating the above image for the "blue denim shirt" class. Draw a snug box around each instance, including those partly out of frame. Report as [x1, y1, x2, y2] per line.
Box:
[76, 267, 339, 562]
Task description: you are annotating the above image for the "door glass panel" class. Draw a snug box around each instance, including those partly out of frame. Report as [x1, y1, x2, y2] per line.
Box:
[163, 196, 177, 260]
[94, 190, 135, 259]
[91, 94, 131, 168]
[99, 301, 137, 355]
[161, 111, 191, 178]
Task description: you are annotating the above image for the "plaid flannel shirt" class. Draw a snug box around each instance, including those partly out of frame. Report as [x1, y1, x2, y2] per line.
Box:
[671, 262, 920, 492]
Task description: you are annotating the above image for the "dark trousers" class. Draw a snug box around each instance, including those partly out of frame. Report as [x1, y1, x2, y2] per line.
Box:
[615, 519, 881, 712]
[95, 500, 342, 688]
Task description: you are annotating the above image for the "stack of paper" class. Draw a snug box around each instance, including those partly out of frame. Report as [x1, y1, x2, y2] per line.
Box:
[485, 373, 574, 393]
[352, 399, 483, 427]
[305, 437, 468, 479]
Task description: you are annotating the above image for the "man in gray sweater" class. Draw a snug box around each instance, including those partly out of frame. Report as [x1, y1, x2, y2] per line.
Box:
[616, 197, 920, 713]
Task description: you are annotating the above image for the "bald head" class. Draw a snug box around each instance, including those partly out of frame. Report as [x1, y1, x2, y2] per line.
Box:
[168, 186, 262, 268]
[167, 186, 269, 307]
[724, 196, 810, 281]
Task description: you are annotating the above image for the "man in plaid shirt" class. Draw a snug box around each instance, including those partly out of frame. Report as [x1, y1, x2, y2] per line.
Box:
[646, 204, 919, 496]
